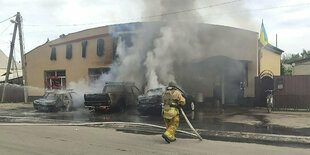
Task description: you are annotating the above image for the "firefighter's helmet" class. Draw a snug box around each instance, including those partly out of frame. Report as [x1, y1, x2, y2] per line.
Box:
[168, 81, 177, 88]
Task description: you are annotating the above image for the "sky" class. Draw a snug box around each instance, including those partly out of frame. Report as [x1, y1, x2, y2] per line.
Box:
[0, 0, 309, 61]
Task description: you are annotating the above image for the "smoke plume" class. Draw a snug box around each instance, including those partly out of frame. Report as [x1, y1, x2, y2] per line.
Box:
[69, 0, 255, 105]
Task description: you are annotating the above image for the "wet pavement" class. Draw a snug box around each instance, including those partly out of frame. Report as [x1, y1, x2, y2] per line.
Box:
[1, 103, 310, 138]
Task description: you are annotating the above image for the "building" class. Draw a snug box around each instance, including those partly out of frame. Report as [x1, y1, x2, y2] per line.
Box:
[259, 43, 284, 76]
[25, 26, 116, 100]
[25, 22, 284, 105]
[254, 43, 284, 107]
[0, 49, 22, 83]
[291, 58, 310, 75]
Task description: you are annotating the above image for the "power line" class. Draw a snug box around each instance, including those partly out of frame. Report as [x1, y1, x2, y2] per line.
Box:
[137, 0, 242, 20]
[0, 14, 16, 24]
[23, 1, 310, 28]
[24, 0, 242, 27]
[21, 1, 310, 29]
[200, 2, 310, 17]
[0, 23, 13, 35]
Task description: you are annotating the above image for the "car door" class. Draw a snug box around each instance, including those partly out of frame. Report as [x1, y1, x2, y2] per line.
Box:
[131, 86, 141, 105]
[55, 94, 63, 109]
[125, 86, 135, 106]
[63, 93, 72, 111]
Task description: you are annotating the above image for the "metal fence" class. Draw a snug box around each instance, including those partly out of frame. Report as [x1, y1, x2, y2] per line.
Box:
[274, 75, 310, 110]
[0, 84, 24, 103]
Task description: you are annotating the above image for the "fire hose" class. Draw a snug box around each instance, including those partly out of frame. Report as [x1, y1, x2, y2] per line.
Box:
[179, 107, 203, 141]
[174, 87, 203, 141]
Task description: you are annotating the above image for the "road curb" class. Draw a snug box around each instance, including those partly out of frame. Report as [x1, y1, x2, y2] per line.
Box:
[196, 129, 310, 146]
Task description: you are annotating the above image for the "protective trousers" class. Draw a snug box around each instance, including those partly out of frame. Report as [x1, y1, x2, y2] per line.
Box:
[163, 115, 180, 141]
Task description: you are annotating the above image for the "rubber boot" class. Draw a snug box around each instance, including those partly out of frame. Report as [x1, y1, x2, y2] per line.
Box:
[162, 134, 170, 144]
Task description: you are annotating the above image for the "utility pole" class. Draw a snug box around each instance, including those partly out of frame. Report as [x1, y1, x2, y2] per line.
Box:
[1, 14, 18, 103]
[16, 12, 28, 103]
[276, 34, 278, 48]
[1, 12, 28, 103]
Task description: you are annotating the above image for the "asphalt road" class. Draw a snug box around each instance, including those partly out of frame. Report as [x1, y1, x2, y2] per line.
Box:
[1, 125, 310, 155]
[1, 103, 310, 137]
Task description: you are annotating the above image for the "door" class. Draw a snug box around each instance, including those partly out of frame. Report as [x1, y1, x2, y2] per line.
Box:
[132, 86, 141, 105]
[260, 76, 274, 107]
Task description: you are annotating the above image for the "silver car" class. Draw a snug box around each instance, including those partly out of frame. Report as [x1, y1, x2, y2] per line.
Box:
[33, 90, 74, 112]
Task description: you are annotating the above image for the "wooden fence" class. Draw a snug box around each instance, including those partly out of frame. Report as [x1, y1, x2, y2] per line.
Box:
[0, 84, 24, 102]
[273, 75, 310, 110]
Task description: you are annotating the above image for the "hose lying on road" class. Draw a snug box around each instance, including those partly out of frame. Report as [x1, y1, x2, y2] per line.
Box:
[0, 122, 199, 138]
[180, 107, 203, 141]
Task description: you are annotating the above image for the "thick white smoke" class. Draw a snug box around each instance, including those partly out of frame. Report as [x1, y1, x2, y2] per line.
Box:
[143, 0, 204, 89]
[69, 0, 254, 105]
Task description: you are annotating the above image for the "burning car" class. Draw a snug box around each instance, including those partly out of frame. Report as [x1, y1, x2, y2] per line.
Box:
[137, 87, 195, 115]
[84, 82, 142, 112]
[33, 90, 74, 112]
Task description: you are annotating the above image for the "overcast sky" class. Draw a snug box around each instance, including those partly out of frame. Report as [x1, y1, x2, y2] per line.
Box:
[0, 0, 309, 61]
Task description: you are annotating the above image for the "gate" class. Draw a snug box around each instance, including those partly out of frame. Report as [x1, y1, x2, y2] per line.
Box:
[0, 84, 24, 102]
[255, 70, 274, 107]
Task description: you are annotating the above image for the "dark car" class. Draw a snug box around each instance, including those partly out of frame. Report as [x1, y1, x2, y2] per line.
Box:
[137, 87, 195, 115]
[84, 82, 142, 112]
[33, 90, 74, 112]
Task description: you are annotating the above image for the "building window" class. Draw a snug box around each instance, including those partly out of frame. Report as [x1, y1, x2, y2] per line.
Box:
[113, 37, 118, 59]
[44, 70, 66, 89]
[66, 44, 72, 59]
[50, 47, 56, 60]
[97, 39, 104, 56]
[121, 34, 133, 48]
[81, 40, 87, 58]
[88, 68, 110, 83]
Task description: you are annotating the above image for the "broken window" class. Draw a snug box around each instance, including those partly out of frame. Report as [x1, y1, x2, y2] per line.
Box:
[45, 70, 66, 89]
[50, 47, 56, 60]
[66, 44, 72, 59]
[82, 40, 87, 58]
[121, 34, 133, 48]
[88, 68, 110, 83]
[97, 39, 104, 56]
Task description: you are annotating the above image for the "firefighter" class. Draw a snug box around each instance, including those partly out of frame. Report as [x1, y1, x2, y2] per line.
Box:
[161, 81, 186, 143]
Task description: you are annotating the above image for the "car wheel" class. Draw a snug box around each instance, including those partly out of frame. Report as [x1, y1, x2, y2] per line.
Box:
[191, 102, 195, 111]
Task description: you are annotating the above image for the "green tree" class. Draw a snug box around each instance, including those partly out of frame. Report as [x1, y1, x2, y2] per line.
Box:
[281, 63, 292, 76]
[301, 49, 310, 59]
[280, 49, 310, 76]
[281, 49, 310, 64]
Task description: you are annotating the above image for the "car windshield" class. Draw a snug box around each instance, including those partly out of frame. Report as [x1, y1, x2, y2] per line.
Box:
[43, 93, 57, 100]
[104, 85, 124, 93]
[146, 88, 164, 96]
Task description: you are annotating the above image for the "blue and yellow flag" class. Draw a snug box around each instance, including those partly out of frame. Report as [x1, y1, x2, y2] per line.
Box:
[259, 20, 268, 46]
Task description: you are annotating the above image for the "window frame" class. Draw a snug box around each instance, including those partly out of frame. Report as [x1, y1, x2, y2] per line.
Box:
[50, 47, 56, 61]
[66, 44, 72, 59]
[97, 38, 104, 56]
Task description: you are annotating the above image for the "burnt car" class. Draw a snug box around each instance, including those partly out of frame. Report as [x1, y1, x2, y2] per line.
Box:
[33, 90, 74, 112]
[137, 87, 195, 115]
[84, 82, 142, 112]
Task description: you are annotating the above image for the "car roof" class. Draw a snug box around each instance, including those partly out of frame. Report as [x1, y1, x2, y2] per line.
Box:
[148, 88, 164, 91]
[45, 90, 74, 94]
[105, 82, 135, 86]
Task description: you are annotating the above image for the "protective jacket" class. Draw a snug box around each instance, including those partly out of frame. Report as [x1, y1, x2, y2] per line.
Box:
[162, 88, 185, 119]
